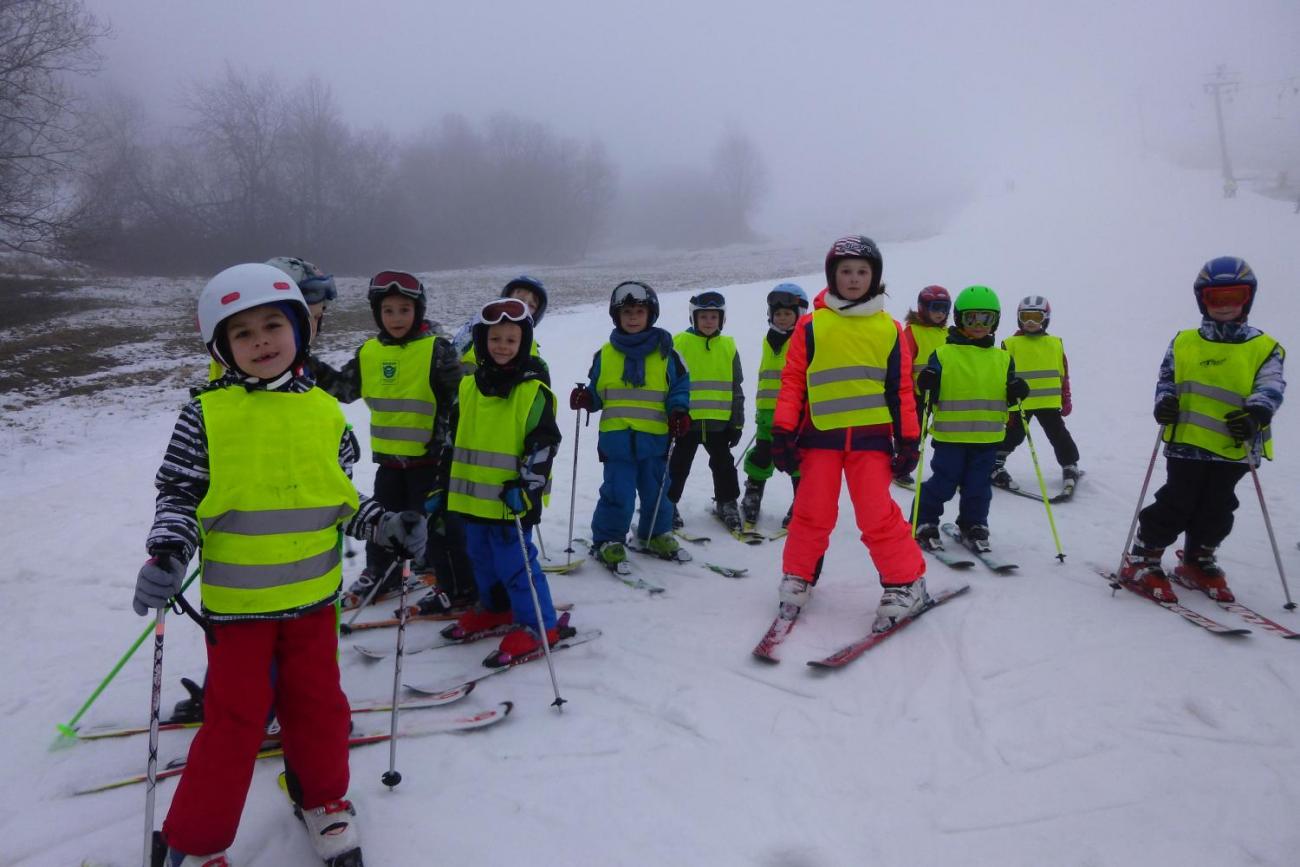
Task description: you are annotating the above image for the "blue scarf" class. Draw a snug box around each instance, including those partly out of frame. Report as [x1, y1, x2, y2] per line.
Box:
[610, 327, 672, 387]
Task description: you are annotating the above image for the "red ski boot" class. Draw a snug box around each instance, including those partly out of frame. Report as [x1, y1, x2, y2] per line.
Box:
[1173, 548, 1235, 602]
[1118, 545, 1178, 603]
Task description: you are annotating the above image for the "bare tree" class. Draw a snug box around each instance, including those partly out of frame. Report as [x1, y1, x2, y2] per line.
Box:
[710, 127, 768, 240]
[0, 0, 106, 252]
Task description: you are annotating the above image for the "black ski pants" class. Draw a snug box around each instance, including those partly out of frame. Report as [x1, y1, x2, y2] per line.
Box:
[369, 462, 480, 602]
[668, 426, 741, 504]
[1137, 457, 1250, 551]
[1000, 408, 1079, 467]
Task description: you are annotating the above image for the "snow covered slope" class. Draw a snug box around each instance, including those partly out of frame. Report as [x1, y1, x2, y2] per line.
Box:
[3, 152, 1298, 866]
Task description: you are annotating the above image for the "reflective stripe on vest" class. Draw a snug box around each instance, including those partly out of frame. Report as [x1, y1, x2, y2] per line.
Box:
[359, 335, 438, 457]
[1164, 329, 1278, 460]
[196, 387, 359, 615]
[596, 343, 670, 434]
[805, 309, 897, 431]
[448, 376, 551, 519]
[931, 344, 1011, 443]
[674, 331, 737, 422]
[1002, 334, 1064, 410]
[906, 323, 948, 387]
[755, 337, 789, 411]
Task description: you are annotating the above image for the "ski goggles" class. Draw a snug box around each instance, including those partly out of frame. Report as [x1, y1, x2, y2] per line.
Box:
[767, 289, 807, 310]
[922, 299, 952, 314]
[691, 290, 725, 309]
[478, 297, 531, 326]
[1200, 283, 1252, 307]
[299, 273, 337, 304]
[612, 281, 654, 306]
[1017, 309, 1046, 325]
[958, 310, 997, 328]
[368, 270, 423, 299]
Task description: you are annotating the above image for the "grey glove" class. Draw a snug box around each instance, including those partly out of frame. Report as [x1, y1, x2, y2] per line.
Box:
[374, 510, 428, 559]
[133, 553, 185, 616]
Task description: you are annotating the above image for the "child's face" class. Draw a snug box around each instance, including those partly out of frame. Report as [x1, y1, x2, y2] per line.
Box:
[961, 323, 991, 339]
[695, 310, 721, 336]
[771, 308, 798, 330]
[925, 306, 948, 325]
[507, 287, 540, 317]
[307, 301, 327, 342]
[226, 305, 298, 379]
[618, 303, 649, 334]
[486, 322, 523, 365]
[381, 296, 417, 338]
[1207, 301, 1245, 322]
[834, 258, 874, 301]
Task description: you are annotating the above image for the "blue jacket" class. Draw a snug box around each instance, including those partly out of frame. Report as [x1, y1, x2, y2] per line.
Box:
[586, 335, 691, 462]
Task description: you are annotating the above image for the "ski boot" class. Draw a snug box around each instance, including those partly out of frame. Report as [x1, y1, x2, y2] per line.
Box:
[914, 522, 941, 551]
[163, 849, 230, 867]
[873, 577, 930, 632]
[298, 798, 363, 866]
[991, 455, 1014, 489]
[642, 532, 685, 560]
[741, 479, 764, 526]
[440, 606, 514, 641]
[594, 540, 628, 568]
[671, 505, 684, 531]
[777, 574, 812, 620]
[1062, 463, 1082, 482]
[893, 471, 915, 486]
[1173, 547, 1235, 602]
[716, 499, 743, 532]
[171, 677, 205, 724]
[1118, 544, 1176, 602]
[483, 612, 575, 667]
[404, 586, 471, 618]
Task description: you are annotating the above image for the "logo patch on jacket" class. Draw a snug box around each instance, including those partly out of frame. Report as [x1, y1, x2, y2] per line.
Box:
[383, 362, 399, 380]
[1199, 357, 1227, 367]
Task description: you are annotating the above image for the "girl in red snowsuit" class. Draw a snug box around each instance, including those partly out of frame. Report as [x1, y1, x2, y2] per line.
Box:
[771, 236, 928, 631]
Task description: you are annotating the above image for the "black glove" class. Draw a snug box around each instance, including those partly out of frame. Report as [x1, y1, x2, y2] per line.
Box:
[133, 552, 185, 616]
[726, 426, 743, 448]
[1225, 406, 1270, 443]
[1007, 377, 1030, 404]
[891, 439, 920, 477]
[374, 510, 429, 559]
[916, 368, 939, 400]
[772, 429, 800, 474]
[750, 438, 773, 470]
[1154, 395, 1180, 425]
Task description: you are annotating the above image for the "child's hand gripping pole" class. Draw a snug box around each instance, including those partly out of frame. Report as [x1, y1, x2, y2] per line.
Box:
[1018, 404, 1066, 562]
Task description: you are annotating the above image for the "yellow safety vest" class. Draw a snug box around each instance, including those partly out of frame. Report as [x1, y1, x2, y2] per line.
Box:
[1002, 334, 1064, 411]
[460, 340, 544, 376]
[674, 331, 737, 423]
[755, 336, 790, 413]
[359, 335, 438, 457]
[448, 376, 552, 519]
[1164, 329, 1278, 460]
[805, 309, 897, 430]
[906, 323, 948, 387]
[196, 387, 358, 615]
[931, 344, 1011, 444]
[596, 343, 670, 435]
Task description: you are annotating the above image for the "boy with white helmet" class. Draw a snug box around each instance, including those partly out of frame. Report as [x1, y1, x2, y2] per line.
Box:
[133, 263, 427, 866]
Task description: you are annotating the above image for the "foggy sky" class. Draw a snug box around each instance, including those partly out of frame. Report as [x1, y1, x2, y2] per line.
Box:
[84, 0, 1300, 239]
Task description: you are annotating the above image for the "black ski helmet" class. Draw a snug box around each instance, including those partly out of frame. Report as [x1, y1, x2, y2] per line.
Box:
[609, 280, 660, 329]
[824, 235, 883, 299]
[367, 270, 426, 332]
[501, 275, 548, 327]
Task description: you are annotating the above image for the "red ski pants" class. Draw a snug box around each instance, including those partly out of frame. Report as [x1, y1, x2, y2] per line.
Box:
[782, 448, 925, 586]
[162, 605, 350, 856]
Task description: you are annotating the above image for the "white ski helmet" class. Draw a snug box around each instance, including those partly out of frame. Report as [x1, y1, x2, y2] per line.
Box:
[198, 263, 311, 368]
[1016, 295, 1051, 330]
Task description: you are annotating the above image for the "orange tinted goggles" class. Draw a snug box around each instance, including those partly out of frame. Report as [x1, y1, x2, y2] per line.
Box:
[1201, 284, 1252, 307]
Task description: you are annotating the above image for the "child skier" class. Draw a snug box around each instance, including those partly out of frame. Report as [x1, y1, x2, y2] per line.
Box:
[570, 281, 691, 569]
[667, 290, 745, 533]
[133, 262, 428, 866]
[896, 285, 952, 484]
[309, 271, 467, 610]
[991, 295, 1081, 490]
[1119, 256, 1285, 603]
[913, 286, 1028, 551]
[441, 297, 575, 664]
[455, 275, 550, 377]
[771, 235, 927, 632]
[742, 284, 810, 529]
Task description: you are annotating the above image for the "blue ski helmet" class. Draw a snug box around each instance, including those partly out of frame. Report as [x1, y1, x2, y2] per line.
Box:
[767, 283, 809, 326]
[501, 275, 548, 327]
[1193, 256, 1256, 318]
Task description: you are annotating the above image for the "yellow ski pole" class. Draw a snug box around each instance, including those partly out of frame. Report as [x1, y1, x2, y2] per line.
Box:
[1019, 405, 1065, 562]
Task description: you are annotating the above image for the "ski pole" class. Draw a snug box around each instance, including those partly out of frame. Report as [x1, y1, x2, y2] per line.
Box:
[381, 556, 412, 789]
[54, 567, 199, 744]
[1019, 406, 1066, 562]
[1116, 426, 1164, 580]
[1248, 462, 1296, 610]
[732, 431, 757, 469]
[536, 523, 549, 562]
[564, 386, 584, 568]
[644, 435, 678, 544]
[514, 515, 566, 710]
[142, 607, 166, 867]
[910, 398, 933, 534]
[342, 558, 404, 633]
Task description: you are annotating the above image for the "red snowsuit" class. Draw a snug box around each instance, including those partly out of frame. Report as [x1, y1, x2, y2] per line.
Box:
[775, 289, 925, 586]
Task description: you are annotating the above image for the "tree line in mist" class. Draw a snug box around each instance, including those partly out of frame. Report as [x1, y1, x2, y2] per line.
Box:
[1, 0, 769, 274]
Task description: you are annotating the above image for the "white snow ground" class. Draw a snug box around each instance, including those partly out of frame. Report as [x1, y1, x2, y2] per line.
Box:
[3, 148, 1299, 867]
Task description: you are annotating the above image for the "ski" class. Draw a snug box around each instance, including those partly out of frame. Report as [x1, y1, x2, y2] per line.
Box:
[1170, 552, 1299, 639]
[705, 562, 748, 578]
[404, 630, 602, 695]
[918, 537, 976, 570]
[73, 685, 476, 741]
[541, 558, 584, 574]
[807, 585, 971, 669]
[73, 702, 512, 795]
[350, 604, 576, 657]
[941, 523, 1018, 572]
[574, 538, 666, 594]
[341, 610, 463, 635]
[1094, 569, 1251, 636]
[673, 529, 712, 544]
[752, 613, 799, 663]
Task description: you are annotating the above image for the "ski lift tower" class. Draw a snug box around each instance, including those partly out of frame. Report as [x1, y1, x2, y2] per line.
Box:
[1205, 65, 1240, 198]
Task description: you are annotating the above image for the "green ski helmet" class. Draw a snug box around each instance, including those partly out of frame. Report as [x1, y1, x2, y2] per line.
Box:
[954, 285, 1001, 331]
